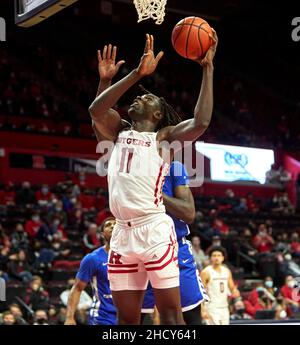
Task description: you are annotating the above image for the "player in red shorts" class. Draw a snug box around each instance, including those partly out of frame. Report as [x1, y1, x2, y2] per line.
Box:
[89, 32, 217, 325]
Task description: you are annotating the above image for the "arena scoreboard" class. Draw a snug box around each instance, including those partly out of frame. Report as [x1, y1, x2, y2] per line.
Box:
[15, 0, 78, 27]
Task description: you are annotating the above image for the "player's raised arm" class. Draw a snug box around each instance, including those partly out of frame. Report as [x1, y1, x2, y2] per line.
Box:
[89, 34, 164, 141]
[158, 29, 218, 144]
[65, 279, 88, 325]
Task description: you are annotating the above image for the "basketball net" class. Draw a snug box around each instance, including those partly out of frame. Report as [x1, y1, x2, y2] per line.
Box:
[133, 0, 167, 25]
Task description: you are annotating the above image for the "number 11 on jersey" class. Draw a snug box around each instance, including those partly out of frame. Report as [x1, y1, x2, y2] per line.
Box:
[119, 148, 134, 173]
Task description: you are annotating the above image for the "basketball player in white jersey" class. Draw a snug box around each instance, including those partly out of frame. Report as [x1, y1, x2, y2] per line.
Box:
[200, 246, 240, 325]
[89, 32, 218, 325]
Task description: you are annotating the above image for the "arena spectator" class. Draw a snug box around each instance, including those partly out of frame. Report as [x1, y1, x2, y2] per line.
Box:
[83, 223, 101, 253]
[15, 182, 36, 206]
[264, 276, 278, 296]
[25, 214, 42, 239]
[266, 164, 280, 184]
[25, 276, 50, 311]
[230, 299, 252, 320]
[33, 309, 50, 325]
[253, 224, 275, 253]
[280, 275, 300, 316]
[0, 246, 10, 282]
[0, 311, 17, 325]
[60, 279, 92, 310]
[211, 211, 230, 236]
[244, 284, 276, 318]
[8, 304, 28, 325]
[0, 182, 15, 206]
[205, 236, 223, 256]
[8, 249, 33, 283]
[10, 223, 30, 251]
[35, 184, 54, 206]
[290, 232, 300, 257]
[246, 193, 259, 213]
[191, 235, 208, 270]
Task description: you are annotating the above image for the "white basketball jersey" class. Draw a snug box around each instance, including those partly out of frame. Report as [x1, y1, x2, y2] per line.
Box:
[107, 129, 169, 221]
[206, 265, 230, 309]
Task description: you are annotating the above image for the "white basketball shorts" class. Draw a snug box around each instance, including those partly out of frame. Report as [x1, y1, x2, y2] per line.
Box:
[108, 213, 179, 291]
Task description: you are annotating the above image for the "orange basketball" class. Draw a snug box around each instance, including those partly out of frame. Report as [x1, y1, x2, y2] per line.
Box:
[171, 16, 213, 60]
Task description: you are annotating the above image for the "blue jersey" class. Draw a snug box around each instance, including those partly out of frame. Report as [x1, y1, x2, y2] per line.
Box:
[142, 162, 209, 313]
[163, 161, 190, 240]
[76, 246, 116, 325]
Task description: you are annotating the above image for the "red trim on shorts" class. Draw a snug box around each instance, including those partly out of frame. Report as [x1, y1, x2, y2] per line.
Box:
[108, 263, 138, 268]
[108, 269, 139, 274]
[154, 164, 164, 206]
[144, 245, 171, 266]
[145, 248, 175, 271]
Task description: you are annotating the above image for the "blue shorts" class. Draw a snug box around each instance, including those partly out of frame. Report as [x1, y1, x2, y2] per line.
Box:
[88, 311, 117, 325]
[142, 239, 209, 313]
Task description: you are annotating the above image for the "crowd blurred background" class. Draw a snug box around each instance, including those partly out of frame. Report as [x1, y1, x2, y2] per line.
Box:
[0, 0, 300, 324]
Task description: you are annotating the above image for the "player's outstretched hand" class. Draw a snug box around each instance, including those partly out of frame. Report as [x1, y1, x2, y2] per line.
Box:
[98, 44, 125, 81]
[197, 28, 218, 67]
[136, 34, 164, 77]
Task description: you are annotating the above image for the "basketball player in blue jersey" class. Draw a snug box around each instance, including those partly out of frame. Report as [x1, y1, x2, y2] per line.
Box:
[64, 218, 117, 325]
[141, 161, 209, 325]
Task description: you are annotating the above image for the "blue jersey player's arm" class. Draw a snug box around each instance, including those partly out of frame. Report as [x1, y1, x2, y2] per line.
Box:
[65, 254, 95, 325]
[162, 162, 196, 224]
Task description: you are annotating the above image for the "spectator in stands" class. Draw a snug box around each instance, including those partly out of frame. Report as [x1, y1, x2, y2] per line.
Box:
[234, 197, 248, 213]
[35, 184, 54, 206]
[278, 167, 292, 187]
[253, 224, 275, 253]
[246, 193, 259, 213]
[274, 232, 290, 253]
[0, 182, 15, 206]
[290, 232, 300, 258]
[48, 200, 67, 227]
[11, 223, 30, 251]
[15, 181, 36, 206]
[280, 275, 300, 316]
[270, 193, 294, 214]
[83, 223, 101, 253]
[264, 276, 278, 297]
[244, 283, 276, 318]
[230, 299, 252, 320]
[33, 309, 50, 325]
[8, 304, 28, 325]
[211, 210, 230, 236]
[60, 279, 92, 310]
[25, 276, 50, 311]
[0, 311, 17, 325]
[0, 224, 10, 250]
[8, 249, 33, 283]
[49, 216, 67, 242]
[0, 246, 10, 282]
[205, 235, 222, 256]
[25, 214, 42, 239]
[266, 164, 280, 184]
[191, 235, 208, 270]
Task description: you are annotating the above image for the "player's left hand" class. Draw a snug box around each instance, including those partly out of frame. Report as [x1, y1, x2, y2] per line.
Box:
[136, 34, 164, 77]
[197, 28, 218, 67]
[98, 44, 125, 81]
